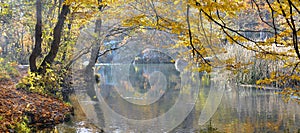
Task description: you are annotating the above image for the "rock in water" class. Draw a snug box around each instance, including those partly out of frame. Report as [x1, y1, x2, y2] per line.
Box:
[175, 59, 188, 72]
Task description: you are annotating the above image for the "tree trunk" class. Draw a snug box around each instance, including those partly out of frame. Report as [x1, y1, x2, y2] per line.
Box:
[38, 5, 70, 74]
[29, 0, 42, 72]
[85, 19, 102, 74]
[85, 18, 102, 98]
[84, 17, 105, 127]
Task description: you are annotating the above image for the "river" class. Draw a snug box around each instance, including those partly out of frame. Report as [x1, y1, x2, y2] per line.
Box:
[57, 63, 300, 133]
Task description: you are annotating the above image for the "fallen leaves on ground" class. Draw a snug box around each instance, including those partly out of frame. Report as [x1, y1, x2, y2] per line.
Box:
[0, 80, 72, 132]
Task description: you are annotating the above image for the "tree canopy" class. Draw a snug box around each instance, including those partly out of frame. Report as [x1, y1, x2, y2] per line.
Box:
[0, 0, 299, 101]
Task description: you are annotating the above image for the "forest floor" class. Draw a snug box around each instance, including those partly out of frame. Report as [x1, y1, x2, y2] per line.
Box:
[0, 70, 73, 132]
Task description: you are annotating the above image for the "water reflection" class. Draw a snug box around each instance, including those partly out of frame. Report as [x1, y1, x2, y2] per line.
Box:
[209, 86, 300, 132]
[173, 83, 300, 132]
[95, 63, 200, 132]
[76, 64, 300, 132]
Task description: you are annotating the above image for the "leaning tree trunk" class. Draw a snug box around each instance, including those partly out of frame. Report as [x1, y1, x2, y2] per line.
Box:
[84, 0, 106, 78]
[84, 17, 105, 127]
[29, 0, 42, 72]
[38, 5, 70, 74]
[85, 18, 102, 99]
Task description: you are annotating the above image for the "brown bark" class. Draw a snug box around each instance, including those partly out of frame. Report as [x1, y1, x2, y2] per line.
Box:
[83, 18, 105, 127]
[38, 5, 70, 74]
[29, 0, 42, 72]
[85, 18, 102, 82]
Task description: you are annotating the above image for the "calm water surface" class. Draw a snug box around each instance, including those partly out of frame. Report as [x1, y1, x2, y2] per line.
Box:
[69, 64, 300, 133]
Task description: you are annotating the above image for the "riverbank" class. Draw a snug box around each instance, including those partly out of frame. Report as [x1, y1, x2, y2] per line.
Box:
[238, 84, 282, 90]
[0, 79, 72, 132]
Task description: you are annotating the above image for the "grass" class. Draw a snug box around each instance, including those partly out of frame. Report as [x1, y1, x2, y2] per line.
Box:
[214, 42, 298, 88]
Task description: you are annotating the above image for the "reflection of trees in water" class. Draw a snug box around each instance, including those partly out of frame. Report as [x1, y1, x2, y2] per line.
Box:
[173, 108, 222, 133]
[96, 50, 184, 120]
[129, 64, 150, 93]
[198, 120, 222, 133]
[211, 87, 300, 132]
[97, 71, 300, 132]
[129, 64, 180, 94]
[172, 79, 300, 132]
[96, 48, 299, 132]
[98, 65, 182, 120]
[98, 83, 182, 120]
[129, 50, 180, 94]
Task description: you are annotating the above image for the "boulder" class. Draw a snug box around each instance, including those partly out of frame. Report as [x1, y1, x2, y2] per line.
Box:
[132, 49, 173, 64]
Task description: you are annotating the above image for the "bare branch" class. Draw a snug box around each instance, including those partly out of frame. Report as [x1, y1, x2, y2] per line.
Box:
[187, 4, 211, 65]
[252, 0, 283, 33]
[287, 0, 300, 60]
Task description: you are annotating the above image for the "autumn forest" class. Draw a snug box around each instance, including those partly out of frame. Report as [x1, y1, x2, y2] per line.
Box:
[0, 0, 299, 132]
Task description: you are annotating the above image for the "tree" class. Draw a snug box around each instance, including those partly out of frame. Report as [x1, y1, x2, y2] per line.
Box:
[29, 0, 42, 72]
[5, 0, 298, 100]
[37, 4, 70, 73]
[121, 0, 300, 100]
[28, 1, 70, 73]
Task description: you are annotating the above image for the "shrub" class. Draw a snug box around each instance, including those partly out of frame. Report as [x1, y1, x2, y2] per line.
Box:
[0, 57, 20, 81]
[14, 117, 31, 133]
[16, 67, 66, 100]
